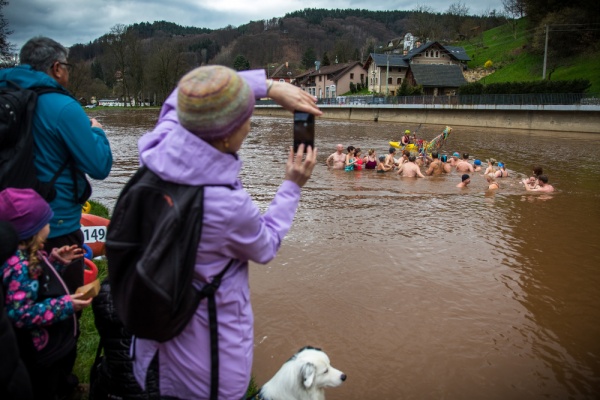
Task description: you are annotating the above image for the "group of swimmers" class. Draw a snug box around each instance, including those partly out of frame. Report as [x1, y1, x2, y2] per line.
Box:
[325, 144, 555, 192]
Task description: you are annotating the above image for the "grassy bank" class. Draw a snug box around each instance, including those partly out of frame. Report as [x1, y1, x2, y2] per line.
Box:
[460, 19, 600, 93]
[73, 200, 109, 383]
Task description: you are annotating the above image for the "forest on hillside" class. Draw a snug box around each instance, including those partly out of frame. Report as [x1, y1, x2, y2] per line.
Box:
[1, 0, 597, 105]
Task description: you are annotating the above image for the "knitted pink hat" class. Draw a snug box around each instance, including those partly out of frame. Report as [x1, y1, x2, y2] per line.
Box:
[177, 66, 255, 141]
[0, 188, 53, 240]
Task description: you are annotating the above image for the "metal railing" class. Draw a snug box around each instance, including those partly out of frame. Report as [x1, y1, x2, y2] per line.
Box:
[255, 93, 600, 106]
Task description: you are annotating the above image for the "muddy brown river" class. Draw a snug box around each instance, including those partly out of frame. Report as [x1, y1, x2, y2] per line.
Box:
[89, 109, 600, 399]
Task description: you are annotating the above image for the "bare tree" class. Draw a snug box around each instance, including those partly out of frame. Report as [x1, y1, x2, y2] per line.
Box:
[105, 24, 131, 106]
[502, 0, 526, 38]
[446, 1, 471, 39]
[125, 31, 145, 106]
[407, 5, 440, 42]
[147, 38, 188, 104]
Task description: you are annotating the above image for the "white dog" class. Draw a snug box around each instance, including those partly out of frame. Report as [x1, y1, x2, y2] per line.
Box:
[251, 346, 347, 400]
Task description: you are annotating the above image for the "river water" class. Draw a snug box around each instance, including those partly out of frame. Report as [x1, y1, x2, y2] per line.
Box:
[89, 109, 600, 399]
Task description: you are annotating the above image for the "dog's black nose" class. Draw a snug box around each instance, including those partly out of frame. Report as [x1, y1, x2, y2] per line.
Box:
[341, 374, 347, 381]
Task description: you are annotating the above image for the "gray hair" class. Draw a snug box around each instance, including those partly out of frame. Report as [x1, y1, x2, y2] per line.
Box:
[19, 36, 68, 73]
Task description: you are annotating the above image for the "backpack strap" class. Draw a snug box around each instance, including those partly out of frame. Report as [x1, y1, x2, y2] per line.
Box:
[31, 86, 88, 203]
[200, 259, 235, 400]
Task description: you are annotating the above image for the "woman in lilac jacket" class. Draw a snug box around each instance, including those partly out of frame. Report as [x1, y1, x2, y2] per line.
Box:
[132, 66, 320, 399]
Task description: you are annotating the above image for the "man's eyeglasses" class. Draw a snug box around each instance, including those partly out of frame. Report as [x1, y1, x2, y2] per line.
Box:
[57, 61, 73, 72]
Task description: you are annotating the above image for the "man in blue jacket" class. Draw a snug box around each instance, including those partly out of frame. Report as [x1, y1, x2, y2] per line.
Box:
[0, 36, 112, 396]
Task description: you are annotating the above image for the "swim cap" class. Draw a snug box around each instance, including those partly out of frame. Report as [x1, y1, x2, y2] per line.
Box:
[498, 162, 504, 168]
[453, 152, 460, 158]
[378, 155, 385, 161]
[405, 130, 410, 134]
[462, 174, 470, 182]
[474, 159, 481, 166]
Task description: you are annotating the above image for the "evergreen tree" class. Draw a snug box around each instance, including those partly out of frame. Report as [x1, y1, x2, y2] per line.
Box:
[91, 60, 104, 81]
[301, 47, 316, 69]
[0, 0, 13, 58]
[233, 54, 251, 71]
[322, 52, 330, 66]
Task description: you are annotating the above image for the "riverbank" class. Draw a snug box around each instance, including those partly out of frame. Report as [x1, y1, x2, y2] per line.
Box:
[254, 104, 600, 134]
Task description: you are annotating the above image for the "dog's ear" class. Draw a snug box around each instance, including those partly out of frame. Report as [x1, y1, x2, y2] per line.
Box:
[301, 362, 316, 389]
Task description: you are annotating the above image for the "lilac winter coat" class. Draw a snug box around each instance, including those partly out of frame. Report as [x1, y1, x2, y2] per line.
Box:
[132, 70, 302, 399]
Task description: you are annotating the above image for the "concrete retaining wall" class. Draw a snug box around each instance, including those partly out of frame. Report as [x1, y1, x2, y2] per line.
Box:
[254, 105, 600, 134]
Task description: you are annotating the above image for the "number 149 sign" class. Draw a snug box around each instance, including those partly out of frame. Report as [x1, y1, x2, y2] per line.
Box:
[81, 226, 107, 243]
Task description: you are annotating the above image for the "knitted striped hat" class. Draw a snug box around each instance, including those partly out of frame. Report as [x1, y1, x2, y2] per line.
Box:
[177, 66, 255, 141]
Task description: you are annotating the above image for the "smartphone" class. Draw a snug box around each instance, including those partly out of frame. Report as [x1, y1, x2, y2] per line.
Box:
[293, 111, 315, 152]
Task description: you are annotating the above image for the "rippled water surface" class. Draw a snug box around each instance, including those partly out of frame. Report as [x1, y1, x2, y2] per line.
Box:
[90, 109, 600, 399]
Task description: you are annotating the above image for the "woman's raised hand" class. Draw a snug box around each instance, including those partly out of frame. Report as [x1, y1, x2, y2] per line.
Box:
[268, 81, 322, 117]
[284, 144, 317, 188]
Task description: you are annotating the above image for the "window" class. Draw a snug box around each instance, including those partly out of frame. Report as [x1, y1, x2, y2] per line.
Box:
[435, 51, 439, 57]
[360, 74, 364, 81]
[397, 78, 402, 85]
[388, 77, 392, 84]
[318, 76, 322, 82]
[279, 79, 285, 82]
[350, 73, 354, 79]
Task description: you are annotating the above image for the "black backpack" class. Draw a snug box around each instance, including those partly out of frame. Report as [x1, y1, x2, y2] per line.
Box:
[105, 166, 233, 399]
[105, 165, 234, 341]
[0, 81, 71, 201]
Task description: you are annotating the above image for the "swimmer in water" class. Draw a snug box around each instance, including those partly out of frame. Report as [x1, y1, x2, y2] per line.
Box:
[485, 174, 499, 190]
[457, 174, 471, 188]
[495, 162, 508, 178]
[376, 155, 392, 173]
[397, 155, 425, 178]
[455, 153, 474, 173]
[425, 152, 444, 176]
[523, 174, 554, 193]
[525, 166, 543, 189]
[484, 158, 497, 176]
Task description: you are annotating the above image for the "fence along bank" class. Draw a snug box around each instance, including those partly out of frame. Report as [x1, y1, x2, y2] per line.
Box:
[255, 94, 600, 134]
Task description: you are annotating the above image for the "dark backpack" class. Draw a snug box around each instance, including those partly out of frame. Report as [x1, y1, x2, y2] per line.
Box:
[0, 80, 92, 203]
[105, 165, 233, 341]
[105, 166, 233, 400]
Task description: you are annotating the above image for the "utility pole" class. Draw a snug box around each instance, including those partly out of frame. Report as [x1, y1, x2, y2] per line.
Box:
[542, 25, 549, 80]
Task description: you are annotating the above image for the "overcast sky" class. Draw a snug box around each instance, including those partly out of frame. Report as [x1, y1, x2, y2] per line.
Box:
[6, 0, 504, 51]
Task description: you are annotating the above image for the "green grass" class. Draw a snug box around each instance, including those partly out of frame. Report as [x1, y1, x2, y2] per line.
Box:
[73, 200, 110, 384]
[462, 19, 532, 70]
[459, 18, 600, 93]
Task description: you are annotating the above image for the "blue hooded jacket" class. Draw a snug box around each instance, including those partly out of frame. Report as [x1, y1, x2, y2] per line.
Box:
[0, 65, 112, 237]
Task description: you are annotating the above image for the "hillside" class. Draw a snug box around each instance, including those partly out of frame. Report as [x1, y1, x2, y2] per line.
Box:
[61, 9, 598, 105]
[460, 19, 600, 93]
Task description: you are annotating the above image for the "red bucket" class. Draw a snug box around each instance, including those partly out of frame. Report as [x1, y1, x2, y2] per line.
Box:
[83, 258, 98, 285]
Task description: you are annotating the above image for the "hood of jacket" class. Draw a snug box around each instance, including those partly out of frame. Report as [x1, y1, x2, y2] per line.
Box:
[139, 89, 243, 187]
[0, 64, 64, 90]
